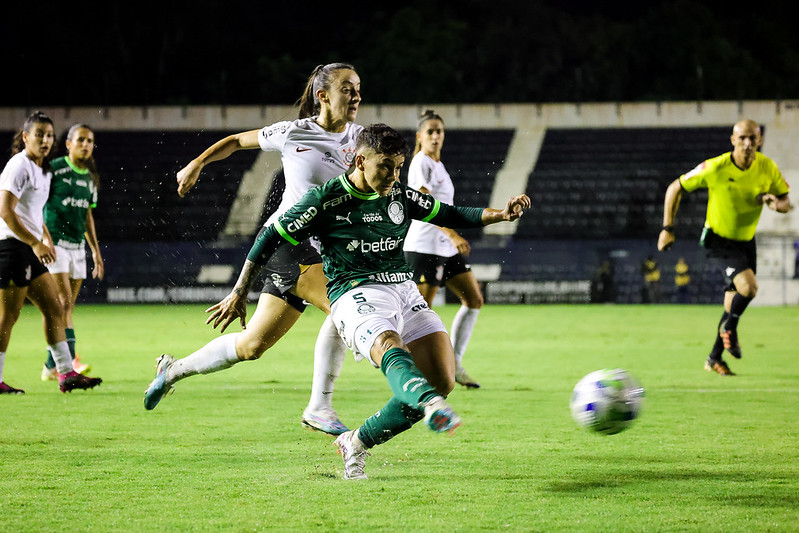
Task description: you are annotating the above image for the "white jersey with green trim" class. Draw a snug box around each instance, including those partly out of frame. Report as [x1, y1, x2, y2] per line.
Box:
[270, 175, 484, 303]
[258, 117, 362, 227]
[0, 152, 51, 241]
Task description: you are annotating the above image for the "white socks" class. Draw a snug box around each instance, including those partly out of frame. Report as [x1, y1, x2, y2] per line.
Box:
[48, 341, 74, 375]
[307, 315, 347, 412]
[166, 333, 241, 384]
[451, 306, 480, 368]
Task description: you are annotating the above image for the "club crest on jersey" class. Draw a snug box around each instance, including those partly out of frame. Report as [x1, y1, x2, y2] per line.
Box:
[357, 303, 376, 315]
[342, 147, 356, 166]
[387, 201, 404, 224]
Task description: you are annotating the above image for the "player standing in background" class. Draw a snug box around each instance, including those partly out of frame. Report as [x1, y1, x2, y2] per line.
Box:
[403, 110, 483, 388]
[658, 119, 791, 375]
[144, 63, 360, 436]
[201, 124, 531, 478]
[0, 111, 102, 393]
[40, 124, 103, 381]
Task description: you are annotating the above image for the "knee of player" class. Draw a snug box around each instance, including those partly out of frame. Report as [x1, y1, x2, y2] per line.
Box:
[436, 375, 455, 396]
[737, 279, 758, 299]
[372, 331, 405, 354]
[463, 294, 484, 309]
[235, 337, 270, 361]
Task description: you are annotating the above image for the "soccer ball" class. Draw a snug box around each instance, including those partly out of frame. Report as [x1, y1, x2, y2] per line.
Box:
[570, 368, 644, 435]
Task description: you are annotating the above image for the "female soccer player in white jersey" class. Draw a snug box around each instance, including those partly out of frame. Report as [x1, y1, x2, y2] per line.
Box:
[197, 124, 530, 478]
[40, 124, 103, 381]
[403, 110, 484, 388]
[144, 64, 360, 434]
[0, 111, 102, 394]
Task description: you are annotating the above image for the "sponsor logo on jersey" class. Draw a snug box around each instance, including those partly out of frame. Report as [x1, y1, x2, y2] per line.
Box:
[76, 179, 88, 187]
[346, 236, 404, 254]
[61, 197, 91, 209]
[370, 272, 414, 283]
[323, 194, 352, 210]
[322, 151, 338, 164]
[285, 206, 318, 233]
[263, 123, 289, 138]
[336, 213, 353, 224]
[411, 303, 428, 312]
[357, 303, 376, 315]
[387, 201, 404, 224]
[405, 189, 432, 210]
[362, 212, 382, 223]
[62, 177, 73, 185]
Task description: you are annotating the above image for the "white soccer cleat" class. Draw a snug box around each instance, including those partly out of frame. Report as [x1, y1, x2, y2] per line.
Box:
[302, 407, 349, 436]
[333, 430, 369, 480]
[423, 396, 461, 434]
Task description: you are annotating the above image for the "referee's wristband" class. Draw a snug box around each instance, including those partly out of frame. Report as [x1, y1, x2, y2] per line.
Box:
[662, 225, 674, 232]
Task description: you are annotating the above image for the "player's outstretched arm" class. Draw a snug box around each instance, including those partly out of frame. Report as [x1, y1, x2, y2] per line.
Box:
[177, 130, 260, 197]
[481, 194, 532, 225]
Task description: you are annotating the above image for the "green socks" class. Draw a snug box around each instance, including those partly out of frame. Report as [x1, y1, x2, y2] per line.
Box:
[358, 397, 425, 448]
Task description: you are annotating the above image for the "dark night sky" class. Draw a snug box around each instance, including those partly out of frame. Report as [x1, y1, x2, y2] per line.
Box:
[4, 0, 798, 107]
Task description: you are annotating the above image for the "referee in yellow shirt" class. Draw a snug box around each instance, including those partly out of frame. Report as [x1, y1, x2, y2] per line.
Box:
[658, 119, 791, 375]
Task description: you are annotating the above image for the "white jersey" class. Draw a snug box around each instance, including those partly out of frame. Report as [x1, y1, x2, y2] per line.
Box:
[403, 152, 457, 257]
[258, 117, 363, 227]
[0, 151, 51, 241]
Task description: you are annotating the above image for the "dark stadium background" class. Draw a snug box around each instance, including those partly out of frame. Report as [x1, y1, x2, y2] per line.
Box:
[4, 0, 799, 106]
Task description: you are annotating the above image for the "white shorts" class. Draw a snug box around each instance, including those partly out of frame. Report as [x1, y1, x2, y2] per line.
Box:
[47, 243, 87, 279]
[331, 280, 447, 367]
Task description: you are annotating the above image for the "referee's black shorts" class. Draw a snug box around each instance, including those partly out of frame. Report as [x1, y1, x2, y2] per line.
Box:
[700, 227, 757, 291]
[0, 238, 49, 289]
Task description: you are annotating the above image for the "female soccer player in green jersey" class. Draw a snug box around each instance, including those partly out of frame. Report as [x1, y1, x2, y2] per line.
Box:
[658, 119, 791, 376]
[40, 124, 104, 381]
[201, 124, 530, 479]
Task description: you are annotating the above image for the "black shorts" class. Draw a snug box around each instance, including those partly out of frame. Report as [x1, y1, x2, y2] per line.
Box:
[404, 251, 471, 287]
[260, 238, 322, 312]
[700, 227, 757, 291]
[0, 238, 49, 289]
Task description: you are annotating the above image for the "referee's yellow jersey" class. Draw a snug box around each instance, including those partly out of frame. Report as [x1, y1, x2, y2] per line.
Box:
[680, 152, 790, 241]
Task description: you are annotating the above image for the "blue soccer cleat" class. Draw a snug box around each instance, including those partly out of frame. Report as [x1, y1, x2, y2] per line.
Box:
[144, 354, 175, 410]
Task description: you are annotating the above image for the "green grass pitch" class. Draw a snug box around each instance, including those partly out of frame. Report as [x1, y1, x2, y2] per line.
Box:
[2, 303, 798, 531]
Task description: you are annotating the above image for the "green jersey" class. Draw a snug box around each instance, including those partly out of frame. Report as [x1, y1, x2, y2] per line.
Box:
[248, 174, 485, 303]
[44, 156, 98, 245]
